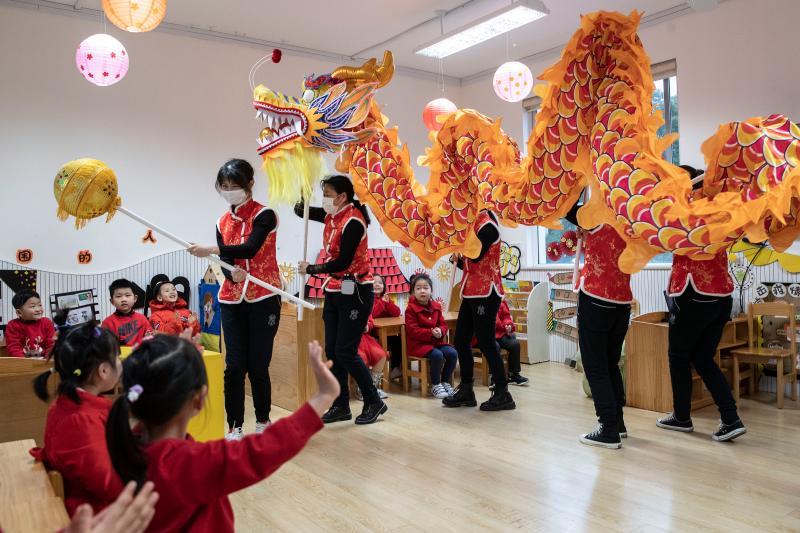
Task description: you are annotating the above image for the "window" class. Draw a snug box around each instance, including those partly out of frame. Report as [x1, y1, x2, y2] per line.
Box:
[522, 60, 678, 265]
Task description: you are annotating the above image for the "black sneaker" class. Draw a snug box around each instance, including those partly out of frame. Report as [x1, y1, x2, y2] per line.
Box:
[656, 413, 694, 432]
[354, 400, 388, 425]
[321, 405, 352, 424]
[580, 424, 622, 449]
[712, 419, 746, 442]
[479, 389, 516, 411]
[508, 373, 530, 386]
[443, 382, 478, 408]
[618, 419, 628, 438]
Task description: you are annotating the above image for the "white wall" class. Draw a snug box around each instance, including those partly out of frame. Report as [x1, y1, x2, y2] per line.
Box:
[0, 4, 459, 274]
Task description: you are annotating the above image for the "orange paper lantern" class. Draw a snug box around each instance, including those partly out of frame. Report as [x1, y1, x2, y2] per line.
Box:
[102, 0, 167, 33]
[422, 98, 457, 131]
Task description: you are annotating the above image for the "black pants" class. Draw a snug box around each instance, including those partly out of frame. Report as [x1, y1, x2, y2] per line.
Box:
[221, 296, 281, 428]
[454, 293, 505, 389]
[323, 287, 378, 406]
[388, 336, 402, 369]
[497, 335, 521, 374]
[668, 288, 738, 424]
[578, 291, 630, 426]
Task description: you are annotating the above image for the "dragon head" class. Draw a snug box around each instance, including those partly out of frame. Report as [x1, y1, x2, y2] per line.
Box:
[251, 51, 394, 202]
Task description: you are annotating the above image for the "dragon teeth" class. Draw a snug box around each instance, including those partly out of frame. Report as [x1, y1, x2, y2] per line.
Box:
[294, 122, 303, 136]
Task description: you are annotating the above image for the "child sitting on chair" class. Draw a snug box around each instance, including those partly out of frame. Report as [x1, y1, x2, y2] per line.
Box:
[487, 298, 529, 388]
[5, 289, 56, 358]
[404, 273, 457, 399]
[148, 281, 200, 341]
[356, 274, 401, 400]
[102, 279, 153, 347]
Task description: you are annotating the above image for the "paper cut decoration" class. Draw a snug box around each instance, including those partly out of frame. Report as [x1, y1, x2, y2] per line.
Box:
[436, 263, 452, 282]
[142, 229, 157, 244]
[77, 250, 93, 264]
[279, 262, 297, 284]
[0, 270, 37, 294]
[499, 241, 522, 280]
[305, 248, 410, 299]
[16, 249, 33, 264]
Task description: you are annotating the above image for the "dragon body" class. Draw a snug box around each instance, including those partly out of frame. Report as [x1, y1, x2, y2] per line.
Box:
[252, 11, 800, 272]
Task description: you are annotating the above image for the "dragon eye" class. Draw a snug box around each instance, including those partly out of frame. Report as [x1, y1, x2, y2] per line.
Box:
[302, 89, 315, 104]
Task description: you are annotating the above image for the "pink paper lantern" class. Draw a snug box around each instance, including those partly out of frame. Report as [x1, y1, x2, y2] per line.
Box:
[422, 98, 457, 131]
[493, 61, 533, 103]
[75, 34, 129, 87]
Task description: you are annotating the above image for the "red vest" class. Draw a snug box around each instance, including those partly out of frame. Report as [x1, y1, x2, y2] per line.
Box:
[669, 251, 733, 296]
[217, 200, 281, 304]
[578, 224, 633, 304]
[323, 204, 373, 292]
[461, 212, 504, 298]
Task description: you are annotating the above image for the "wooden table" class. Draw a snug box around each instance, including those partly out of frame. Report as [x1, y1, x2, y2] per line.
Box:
[0, 439, 69, 532]
[372, 316, 406, 383]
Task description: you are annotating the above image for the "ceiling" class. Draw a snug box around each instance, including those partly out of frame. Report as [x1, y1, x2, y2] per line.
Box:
[21, 0, 702, 80]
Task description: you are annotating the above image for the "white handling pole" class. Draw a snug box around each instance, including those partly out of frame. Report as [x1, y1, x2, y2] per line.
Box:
[298, 200, 311, 321]
[116, 206, 315, 310]
[572, 236, 583, 289]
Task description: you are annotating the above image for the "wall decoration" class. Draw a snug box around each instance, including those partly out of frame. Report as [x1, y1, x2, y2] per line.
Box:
[142, 229, 157, 244]
[77, 250, 93, 265]
[546, 242, 564, 262]
[423, 98, 457, 131]
[499, 241, 522, 280]
[197, 280, 221, 352]
[305, 248, 410, 298]
[279, 262, 297, 284]
[492, 61, 533, 103]
[75, 34, 129, 87]
[0, 270, 37, 294]
[15, 249, 33, 265]
[436, 263, 452, 282]
[49, 289, 99, 326]
[550, 288, 578, 303]
[401, 251, 412, 265]
[560, 231, 579, 256]
[102, 0, 167, 33]
[730, 262, 755, 291]
[553, 306, 577, 320]
[730, 241, 800, 273]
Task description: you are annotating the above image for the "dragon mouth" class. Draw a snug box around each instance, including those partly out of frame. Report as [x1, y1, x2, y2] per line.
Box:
[253, 101, 309, 155]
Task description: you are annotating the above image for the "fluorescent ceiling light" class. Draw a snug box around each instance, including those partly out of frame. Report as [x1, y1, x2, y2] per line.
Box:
[415, 0, 549, 59]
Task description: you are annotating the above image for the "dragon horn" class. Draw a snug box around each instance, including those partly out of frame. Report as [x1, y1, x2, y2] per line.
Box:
[332, 51, 394, 88]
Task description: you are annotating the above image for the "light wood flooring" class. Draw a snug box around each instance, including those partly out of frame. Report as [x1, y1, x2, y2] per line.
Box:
[231, 363, 800, 532]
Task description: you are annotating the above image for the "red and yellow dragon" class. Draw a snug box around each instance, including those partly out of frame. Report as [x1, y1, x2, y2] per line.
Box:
[252, 11, 800, 272]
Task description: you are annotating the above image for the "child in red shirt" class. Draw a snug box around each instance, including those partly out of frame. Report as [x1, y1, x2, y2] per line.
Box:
[486, 299, 530, 388]
[29, 322, 125, 516]
[404, 274, 457, 399]
[102, 279, 153, 347]
[106, 335, 337, 533]
[356, 275, 401, 400]
[5, 290, 56, 358]
[148, 281, 200, 339]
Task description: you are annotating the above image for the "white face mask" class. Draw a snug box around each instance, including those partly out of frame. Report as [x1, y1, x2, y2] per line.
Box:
[322, 196, 337, 214]
[220, 189, 248, 206]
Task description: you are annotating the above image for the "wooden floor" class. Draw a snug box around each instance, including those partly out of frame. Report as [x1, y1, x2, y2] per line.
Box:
[230, 363, 800, 532]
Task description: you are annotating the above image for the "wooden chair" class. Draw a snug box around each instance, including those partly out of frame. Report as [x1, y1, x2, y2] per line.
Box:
[404, 356, 431, 397]
[731, 301, 798, 409]
[48, 470, 65, 500]
[0, 357, 56, 445]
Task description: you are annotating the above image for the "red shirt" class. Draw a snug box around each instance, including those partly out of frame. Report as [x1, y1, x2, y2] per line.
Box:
[578, 224, 633, 304]
[372, 297, 401, 319]
[29, 390, 124, 516]
[217, 200, 281, 304]
[461, 212, 504, 298]
[4, 317, 56, 357]
[102, 311, 153, 347]
[404, 299, 449, 358]
[495, 300, 515, 339]
[323, 205, 373, 292]
[669, 251, 734, 296]
[149, 298, 201, 336]
[142, 403, 322, 533]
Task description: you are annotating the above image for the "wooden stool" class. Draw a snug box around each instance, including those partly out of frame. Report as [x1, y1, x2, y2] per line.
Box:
[405, 356, 430, 397]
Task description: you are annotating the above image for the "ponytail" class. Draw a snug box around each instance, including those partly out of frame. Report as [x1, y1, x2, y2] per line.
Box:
[321, 173, 371, 225]
[32, 321, 119, 404]
[107, 335, 207, 487]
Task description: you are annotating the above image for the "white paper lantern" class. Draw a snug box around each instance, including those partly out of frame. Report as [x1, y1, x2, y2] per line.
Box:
[493, 61, 533, 103]
[75, 34, 129, 87]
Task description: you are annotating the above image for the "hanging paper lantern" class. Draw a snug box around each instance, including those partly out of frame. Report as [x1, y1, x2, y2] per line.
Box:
[493, 61, 533, 103]
[102, 0, 167, 33]
[422, 98, 457, 131]
[75, 34, 129, 87]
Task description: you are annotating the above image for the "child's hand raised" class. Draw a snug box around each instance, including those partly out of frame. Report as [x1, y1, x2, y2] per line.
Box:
[307, 340, 340, 417]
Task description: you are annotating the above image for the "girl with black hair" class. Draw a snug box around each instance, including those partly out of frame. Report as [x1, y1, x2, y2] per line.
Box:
[188, 158, 283, 441]
[296, 173, 388, 425]
[105, 335, 337, 532]
[29, 322, 124, 516]
[657, 165, 746, 442]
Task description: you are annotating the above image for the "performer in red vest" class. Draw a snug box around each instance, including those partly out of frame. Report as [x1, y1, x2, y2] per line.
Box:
[443, 210, 515, 411]
[657, 165, 746, 442]
[297, 174, 387, 425]
[568, 196, 633, 449]
[188, 159, 283, 441]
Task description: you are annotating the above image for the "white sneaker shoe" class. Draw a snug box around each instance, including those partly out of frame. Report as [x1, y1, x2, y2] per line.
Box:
[225, 427, 243, 441]
[431, 383, 449, 399]
[442, 382, 455, 396]
[255, 421, 271, 434]
[390, 367, 403, 380]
